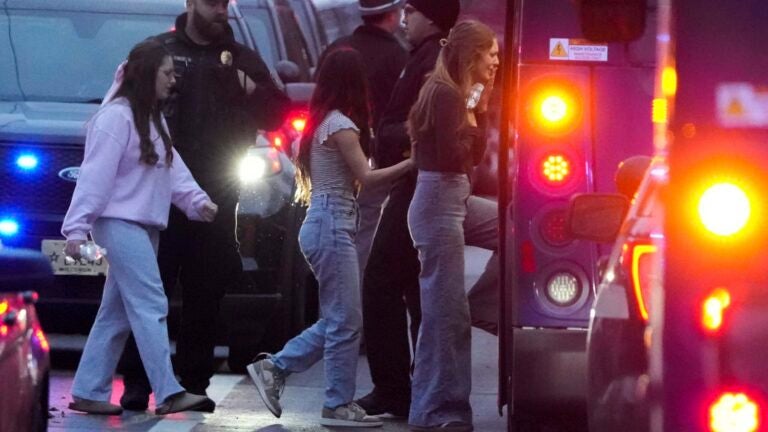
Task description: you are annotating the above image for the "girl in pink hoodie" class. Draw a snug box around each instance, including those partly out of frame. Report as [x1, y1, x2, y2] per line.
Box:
[63, 39, 218, 416]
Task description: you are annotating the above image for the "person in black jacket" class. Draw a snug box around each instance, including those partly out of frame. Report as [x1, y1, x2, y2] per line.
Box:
[356, 0, 499, 418]
[117, 0, 290, 412]
[316, 0, 409, 282]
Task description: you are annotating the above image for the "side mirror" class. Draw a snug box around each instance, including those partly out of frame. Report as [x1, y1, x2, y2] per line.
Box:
[577, 0, 647, 43]
[276, 60, 301, 84]
[567, 193, 629, 243]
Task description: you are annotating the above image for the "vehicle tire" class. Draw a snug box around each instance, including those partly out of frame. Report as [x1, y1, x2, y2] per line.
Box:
[31, 372, 49, 432]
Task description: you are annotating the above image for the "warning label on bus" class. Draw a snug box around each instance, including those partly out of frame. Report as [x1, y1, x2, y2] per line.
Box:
[716, 83, 768, 128]
[549, 38, 608, 62]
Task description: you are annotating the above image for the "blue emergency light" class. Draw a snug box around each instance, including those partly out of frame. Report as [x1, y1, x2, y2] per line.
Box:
[16, 153, 39, 171]
[0, 219, 19, 237]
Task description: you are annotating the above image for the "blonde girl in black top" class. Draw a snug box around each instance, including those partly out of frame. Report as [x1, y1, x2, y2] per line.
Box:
[405, 20, 498, 432]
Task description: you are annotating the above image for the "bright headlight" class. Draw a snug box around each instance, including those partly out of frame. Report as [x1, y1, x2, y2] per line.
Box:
[239, 154, 267, 183]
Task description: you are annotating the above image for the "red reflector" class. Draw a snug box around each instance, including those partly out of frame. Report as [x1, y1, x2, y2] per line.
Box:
[538, 208, 571, 247]
[709, 391, 760, 432]
[521, 240, 536, 273]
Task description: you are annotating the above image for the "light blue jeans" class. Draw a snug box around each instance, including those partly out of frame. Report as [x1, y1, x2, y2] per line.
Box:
[71, 218, 184, 405]
[271, 192, 361, 409]
[407, 171, 473, 427]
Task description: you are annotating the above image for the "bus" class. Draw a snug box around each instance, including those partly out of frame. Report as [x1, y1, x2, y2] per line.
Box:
[498, 0, 655, 429]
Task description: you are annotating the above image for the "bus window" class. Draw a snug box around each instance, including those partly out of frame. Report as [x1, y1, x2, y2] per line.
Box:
[578, 0, 647, 42]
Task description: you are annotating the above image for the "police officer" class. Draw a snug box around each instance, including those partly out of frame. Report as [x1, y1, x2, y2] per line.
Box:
[118, 0, 290, 412]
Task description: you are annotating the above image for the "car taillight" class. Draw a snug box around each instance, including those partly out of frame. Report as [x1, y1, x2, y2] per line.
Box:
[701, 287, 731, 334]
[709, 391, 760, 432]
[290, 115, 307, 134]
[698, 182, 751, 237]
[621, 240, 658, 322]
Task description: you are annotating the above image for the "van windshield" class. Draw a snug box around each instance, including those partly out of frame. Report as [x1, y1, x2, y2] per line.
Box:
[0, 9, 242, 103]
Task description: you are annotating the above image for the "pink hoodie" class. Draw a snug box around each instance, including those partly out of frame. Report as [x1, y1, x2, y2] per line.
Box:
[62, 98, 210, 241]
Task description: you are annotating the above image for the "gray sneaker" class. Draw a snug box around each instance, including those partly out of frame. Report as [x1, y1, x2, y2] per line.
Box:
[246, 354, 286, 418]
[320, 402, 383, 428]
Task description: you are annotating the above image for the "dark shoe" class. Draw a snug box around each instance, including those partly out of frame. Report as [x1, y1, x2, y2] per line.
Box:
[119, 387, 149, 411]
[68, 397, 123, 415]
[410, 421, 474, 432]
[155, 392, 211, 415]
[189, 396, 216, 413]
[354, 391, 409, 417]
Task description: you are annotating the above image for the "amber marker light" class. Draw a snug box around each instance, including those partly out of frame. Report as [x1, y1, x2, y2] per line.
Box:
[662, 66, 677, 96]
[702, 287, 731, 334]
[709, 392, 760, 432]
[698, 182, 751, 237]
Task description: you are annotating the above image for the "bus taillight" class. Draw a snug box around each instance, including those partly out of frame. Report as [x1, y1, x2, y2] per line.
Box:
[698, 182, 751, 237]
[709, 391, 760, 432]
[541, 153, 572, 185]
[527, 81, 582, 136]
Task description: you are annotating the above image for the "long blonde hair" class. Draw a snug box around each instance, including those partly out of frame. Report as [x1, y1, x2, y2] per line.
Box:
[408, 20, 495, 140]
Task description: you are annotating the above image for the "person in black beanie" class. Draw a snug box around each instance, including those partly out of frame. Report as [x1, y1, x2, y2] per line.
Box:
[356, 0, 499, 420]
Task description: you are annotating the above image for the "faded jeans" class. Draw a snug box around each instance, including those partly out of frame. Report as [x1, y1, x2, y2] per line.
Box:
[71, 218, 184, 405]
[271, 192, 362, 409]
[407, 171, 473, 427]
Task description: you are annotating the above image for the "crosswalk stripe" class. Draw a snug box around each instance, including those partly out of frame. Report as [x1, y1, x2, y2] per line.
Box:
[147, 375, 244, 431]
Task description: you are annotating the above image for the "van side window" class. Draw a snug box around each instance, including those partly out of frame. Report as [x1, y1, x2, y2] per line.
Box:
[275, 4, 312, 81]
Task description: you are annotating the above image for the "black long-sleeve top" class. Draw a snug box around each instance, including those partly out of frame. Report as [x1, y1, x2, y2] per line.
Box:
[412, 83, 487, 176]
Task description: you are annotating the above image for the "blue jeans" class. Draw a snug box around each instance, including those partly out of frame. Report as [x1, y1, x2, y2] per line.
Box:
[271, 192, 362, 409]
[71, 218, 184, 405]
[407, 171, 473, 427]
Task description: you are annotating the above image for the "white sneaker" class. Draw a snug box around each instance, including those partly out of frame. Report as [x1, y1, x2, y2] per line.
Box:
[320, 402, 383, 427]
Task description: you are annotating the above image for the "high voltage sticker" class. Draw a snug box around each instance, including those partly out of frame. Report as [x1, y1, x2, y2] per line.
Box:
[549, 38, 608, 62]
[717, 83, 768, 128]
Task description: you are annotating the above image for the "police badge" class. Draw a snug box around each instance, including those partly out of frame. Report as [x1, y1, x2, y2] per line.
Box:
[220, 50, 233, 66]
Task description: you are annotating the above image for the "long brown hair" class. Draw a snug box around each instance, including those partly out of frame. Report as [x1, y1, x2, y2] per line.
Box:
[112, 39, 173, 166]
[408, 20, 495, 141]
[295, 47, 371, 203]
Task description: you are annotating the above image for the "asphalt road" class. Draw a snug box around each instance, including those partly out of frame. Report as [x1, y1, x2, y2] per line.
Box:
[46, 247, 508, 431]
